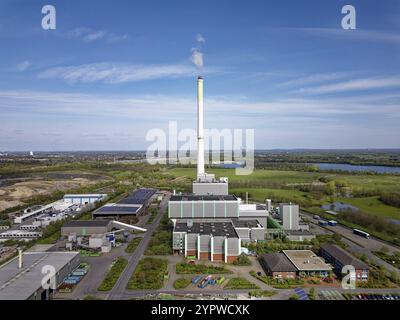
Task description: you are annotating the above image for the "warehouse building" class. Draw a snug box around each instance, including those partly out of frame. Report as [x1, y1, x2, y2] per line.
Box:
[259, 253, 297, 279]
[259, 250, 332, 279]
[93, 188, 157, 219]
[320, 244, 369, 282]
[63, 194, 107, 205]
[61, 220, 113, 236]
[172, 221, 241, 263]
[0, 251, 80, 300]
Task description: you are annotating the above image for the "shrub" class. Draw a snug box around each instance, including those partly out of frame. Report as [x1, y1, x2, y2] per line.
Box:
[128, 257, 168, 290]
[125, 237, 142, 254]
[173, 278, 191, 289]
[98, 257, 128, 291]
[176, 262, 232, 274]
[224, 277, 259, 289]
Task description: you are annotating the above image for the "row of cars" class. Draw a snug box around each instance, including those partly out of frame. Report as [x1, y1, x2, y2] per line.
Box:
[192, 275, 225, 289]
[350, 293, 400, 300]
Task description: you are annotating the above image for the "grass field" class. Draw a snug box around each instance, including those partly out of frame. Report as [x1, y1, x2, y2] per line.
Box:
[167, 167, 400, 221]
[168, 167, 400, 191]
[337, 197, 400, 220]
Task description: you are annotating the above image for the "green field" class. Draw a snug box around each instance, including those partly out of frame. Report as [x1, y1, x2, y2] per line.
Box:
[167, 167, 400, 223]
[337, 197, 400, 219]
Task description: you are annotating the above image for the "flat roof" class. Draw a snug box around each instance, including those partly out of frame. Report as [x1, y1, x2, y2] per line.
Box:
[62, 220, 111, 228]
[231, 219, 261, 228]
[93, 204, 142, 216]
[118, 188, 157, 205]
[174, 221, 238, 238]
[63, 194, 106, 198]
[260, 253, 297, 272]
[0, 251, 79, 300]
[283, 250, 332, 272]
[320, 244, 369, 270]
[170, 194, 237, 201]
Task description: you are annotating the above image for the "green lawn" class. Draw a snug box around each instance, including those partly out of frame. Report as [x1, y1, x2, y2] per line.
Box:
[336, 196, 400, 219]
[168, 167, 400, 192]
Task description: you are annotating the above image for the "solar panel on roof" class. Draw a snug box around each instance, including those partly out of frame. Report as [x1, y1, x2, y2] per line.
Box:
[95, 206, 140, 213]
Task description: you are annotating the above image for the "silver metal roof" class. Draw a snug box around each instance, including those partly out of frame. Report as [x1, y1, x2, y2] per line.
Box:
[0, 251, 79, 300]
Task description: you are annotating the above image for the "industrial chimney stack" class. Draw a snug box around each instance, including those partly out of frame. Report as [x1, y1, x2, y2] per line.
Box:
[197, 76, 205, 179]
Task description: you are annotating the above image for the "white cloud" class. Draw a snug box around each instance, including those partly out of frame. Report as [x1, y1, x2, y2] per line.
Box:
[290, 28, 400, 44]
[16, 60, 31, 72]
[278, 72, 352, 87]
[298, 76, 400, 94]
[0, 90, 399, 149]
[38, 62, 200, 84]
[67, 27, 129, 43]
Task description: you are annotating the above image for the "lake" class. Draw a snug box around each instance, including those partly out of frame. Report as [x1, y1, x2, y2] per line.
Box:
[315, 163, 400, 174]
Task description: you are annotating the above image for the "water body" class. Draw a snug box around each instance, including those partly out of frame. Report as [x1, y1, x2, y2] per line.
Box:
[315, 163, 400, 174]
[215, 162, 245, 169]
[321, 202, 359, 213]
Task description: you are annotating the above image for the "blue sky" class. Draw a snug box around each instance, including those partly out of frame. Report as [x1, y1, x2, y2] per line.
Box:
[0, 0, 399, 151]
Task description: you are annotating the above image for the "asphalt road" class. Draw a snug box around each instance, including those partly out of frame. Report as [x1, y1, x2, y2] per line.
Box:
[302, 211, 400, 276]
[107, 193, 171, 300]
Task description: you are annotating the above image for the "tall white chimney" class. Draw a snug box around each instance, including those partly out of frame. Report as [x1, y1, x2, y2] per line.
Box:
[197, 76, 205, 179]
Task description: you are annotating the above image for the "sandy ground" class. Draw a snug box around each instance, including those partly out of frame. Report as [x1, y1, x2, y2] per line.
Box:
[0, 178, 100, 212]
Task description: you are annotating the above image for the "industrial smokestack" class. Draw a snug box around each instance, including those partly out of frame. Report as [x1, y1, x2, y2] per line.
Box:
[197, 76, 205, 179]
[18, 248, 23, 269]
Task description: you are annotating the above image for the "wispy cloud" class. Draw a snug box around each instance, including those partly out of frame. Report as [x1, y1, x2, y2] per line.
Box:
[67, 27, 129, 43]
[291, 28, 400, 44]
[0, 89, 398, 120]
[38, 62, 202, 84]
[0, 90, 398, 149]
[278, 72, 352, 88]
[297, 76, 400, 94]
[16, 60, 31, 72]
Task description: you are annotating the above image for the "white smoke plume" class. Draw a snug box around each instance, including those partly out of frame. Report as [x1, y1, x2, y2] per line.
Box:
[191, 34, 205, 69]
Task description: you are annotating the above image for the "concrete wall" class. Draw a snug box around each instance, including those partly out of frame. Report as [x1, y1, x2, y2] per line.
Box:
[193, 183, 228, 195]
[250, 228, 265, 241]
[280, 204, 299, 230]
[169, 200, 239, 219]
[61, 225, 110, 236]
[213, 236, 225, 254]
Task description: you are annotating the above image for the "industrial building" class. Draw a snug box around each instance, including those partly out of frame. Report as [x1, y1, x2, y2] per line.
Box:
[61, 219, 146, 252]
[172, 221, 241, 263]
[259, 253, 297, 279]
[285, 230, 316, 242]
[168, 76, 269, 262]
[279, 203, 299, 230]
[63, 193, 107, 205]
[0, 251, 80, 300]
[320, 244, 369, 282]
[61, 220, 113, 236]
[259, 250, 332, 279]
[93, 188, 156, 219]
